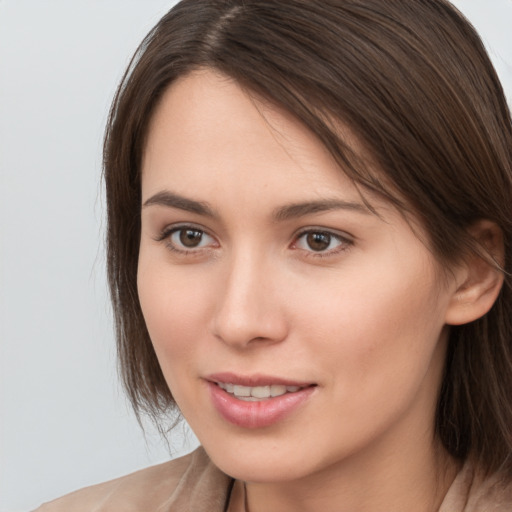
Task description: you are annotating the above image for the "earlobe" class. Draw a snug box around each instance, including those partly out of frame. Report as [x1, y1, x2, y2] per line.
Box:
[444, 220, 505, 326]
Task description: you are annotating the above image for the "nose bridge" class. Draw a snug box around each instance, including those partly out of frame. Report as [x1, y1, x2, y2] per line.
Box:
[212, 243, 287, 348]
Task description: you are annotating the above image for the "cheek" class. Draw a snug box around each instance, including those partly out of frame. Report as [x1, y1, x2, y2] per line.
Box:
[137, 257, 214, 370]
[291, 256, 447, 389]
[137, 262, 217, 418]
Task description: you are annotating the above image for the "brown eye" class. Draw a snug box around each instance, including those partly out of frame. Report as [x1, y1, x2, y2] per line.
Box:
[165, 226, 216, 252]
[179, 228, 204, 248]
[294, 229, 350, 255]
[306, 232, 332, 252]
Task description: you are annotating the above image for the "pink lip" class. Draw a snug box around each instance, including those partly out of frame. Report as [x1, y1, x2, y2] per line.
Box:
[206, 372, 312, 387]
[205, 373, 316, 429]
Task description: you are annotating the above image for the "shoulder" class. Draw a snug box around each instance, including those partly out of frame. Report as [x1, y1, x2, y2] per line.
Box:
[440, 462, 512, 512]
[34, 446, 233, 512]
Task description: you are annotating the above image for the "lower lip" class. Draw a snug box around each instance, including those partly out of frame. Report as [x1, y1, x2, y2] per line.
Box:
[207, 381, 315, 429]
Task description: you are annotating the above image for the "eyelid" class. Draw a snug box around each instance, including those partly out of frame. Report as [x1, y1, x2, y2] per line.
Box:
[291, 227, 354, 256]
[154, 223, 353, 258]
[156, 223, 219, 253]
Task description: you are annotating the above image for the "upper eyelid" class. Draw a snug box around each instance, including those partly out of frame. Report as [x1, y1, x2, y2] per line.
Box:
[294, 226, 354, 241]
[157, 225, 218, 255]
[291, 228, 354, 256]
[157, 222, 213, 240]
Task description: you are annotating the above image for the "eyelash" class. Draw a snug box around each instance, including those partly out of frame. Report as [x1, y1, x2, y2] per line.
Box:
[292, 228, 353, 258]
[156, 224, 218, 256]
[156, 225, 353, 258]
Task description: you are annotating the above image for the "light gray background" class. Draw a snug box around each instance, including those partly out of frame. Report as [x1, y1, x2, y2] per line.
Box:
[1, 1, 511, 511]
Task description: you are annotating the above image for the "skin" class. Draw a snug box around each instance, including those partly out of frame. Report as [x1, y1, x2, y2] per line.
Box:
[138, 69, 463, 511]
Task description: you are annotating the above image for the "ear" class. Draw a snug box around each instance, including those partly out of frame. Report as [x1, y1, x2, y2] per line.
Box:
[445, 220, 505, 326]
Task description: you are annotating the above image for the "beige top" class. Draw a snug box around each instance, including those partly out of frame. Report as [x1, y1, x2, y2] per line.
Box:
[35, 447, 512, 512]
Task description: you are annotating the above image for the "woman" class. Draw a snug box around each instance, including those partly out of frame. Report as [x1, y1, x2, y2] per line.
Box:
[37, 0, 512, 510]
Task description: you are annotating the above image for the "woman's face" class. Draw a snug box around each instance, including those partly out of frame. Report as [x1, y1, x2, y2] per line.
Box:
[138, 70, 458, 483]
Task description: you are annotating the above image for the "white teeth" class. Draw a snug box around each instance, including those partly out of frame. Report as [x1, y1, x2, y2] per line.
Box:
[270, 384, 287, 397]
[251, 386, 270, 398]
[217, 382, 304, 400]
[233, 385, 251, 397]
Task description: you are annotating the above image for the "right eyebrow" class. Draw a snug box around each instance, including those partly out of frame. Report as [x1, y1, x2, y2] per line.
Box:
[142, 190, 217, 218]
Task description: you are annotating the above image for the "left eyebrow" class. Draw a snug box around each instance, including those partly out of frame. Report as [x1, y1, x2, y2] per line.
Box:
[272, 199, 370, 222]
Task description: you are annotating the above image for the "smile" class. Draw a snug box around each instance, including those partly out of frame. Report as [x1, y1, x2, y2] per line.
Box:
[216, 382, 304, 401]
[206, 374, 317, 428]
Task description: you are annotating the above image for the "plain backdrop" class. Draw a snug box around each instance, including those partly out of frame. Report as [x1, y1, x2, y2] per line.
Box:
[1, 1, 511, 511]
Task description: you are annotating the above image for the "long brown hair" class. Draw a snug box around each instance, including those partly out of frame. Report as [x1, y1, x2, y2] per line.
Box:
[104, 0, 512, 477]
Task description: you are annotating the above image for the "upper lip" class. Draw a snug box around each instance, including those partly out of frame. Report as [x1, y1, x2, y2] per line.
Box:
[205, 372, 315, 388]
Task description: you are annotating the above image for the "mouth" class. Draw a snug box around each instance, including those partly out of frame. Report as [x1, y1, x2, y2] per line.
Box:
[215, 382, 308, 401]
[205, 373, 316, 428]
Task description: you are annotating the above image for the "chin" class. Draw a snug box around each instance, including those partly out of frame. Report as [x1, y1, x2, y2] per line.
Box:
[199, 434, 321, 483]
[214, 455, 306, 483]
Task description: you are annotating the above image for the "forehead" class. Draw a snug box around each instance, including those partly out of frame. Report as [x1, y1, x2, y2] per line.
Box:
[142, 69, 373, 207]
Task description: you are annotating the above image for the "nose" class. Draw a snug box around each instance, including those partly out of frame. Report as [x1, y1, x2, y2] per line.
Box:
[211, 251, 289, 349]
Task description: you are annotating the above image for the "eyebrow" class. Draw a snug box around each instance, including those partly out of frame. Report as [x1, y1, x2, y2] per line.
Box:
[272, 199, 370, 221]
[142, 191, 217, 218]
[142, 190, 370, 221]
